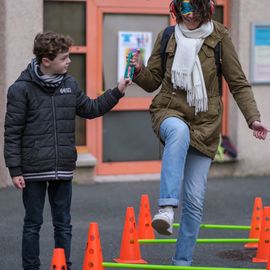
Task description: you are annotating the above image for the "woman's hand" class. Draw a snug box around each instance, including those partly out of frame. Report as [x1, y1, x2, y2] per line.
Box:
[250, 121, 269, 140]
[129, 49, 143, 73]
[117, 77, 131, 93]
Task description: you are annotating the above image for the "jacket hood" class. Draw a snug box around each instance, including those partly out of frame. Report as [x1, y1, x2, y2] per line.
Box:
[15, 64, 39, 84]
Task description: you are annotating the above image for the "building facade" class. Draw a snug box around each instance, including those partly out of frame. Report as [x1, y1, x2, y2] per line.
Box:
[0, 0, 270, 187]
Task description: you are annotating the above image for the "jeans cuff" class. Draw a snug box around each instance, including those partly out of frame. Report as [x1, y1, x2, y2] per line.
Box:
[172, 257, 192, 266]
[158, 198, 179, 207]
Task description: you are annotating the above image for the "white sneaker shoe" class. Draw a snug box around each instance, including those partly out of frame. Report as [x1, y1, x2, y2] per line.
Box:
[152, 207, 174, 235]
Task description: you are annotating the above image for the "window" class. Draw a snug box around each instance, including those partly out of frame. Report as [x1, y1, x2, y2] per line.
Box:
[44, 0, 87, 146]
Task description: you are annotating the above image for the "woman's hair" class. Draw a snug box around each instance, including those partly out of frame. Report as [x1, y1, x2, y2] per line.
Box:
[173, 0, 215, 24]
[33, 31, 73, 64]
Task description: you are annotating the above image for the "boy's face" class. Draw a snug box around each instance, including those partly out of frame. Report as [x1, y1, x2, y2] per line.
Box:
[41, 51, 71, 75]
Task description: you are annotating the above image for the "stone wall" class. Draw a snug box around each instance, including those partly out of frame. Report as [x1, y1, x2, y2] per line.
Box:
[0, 0, 9, 187]
[0, 0, 43, 187]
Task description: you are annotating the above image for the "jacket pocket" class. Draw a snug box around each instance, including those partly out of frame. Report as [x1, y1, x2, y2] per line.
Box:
[201, 45, 215, 58]
[151, 93, 172, 109]
[22, 140, 40, 163]
[31, 140, 40, 160]
[193, 98, 222, 144]
[22, 148, 32, 161]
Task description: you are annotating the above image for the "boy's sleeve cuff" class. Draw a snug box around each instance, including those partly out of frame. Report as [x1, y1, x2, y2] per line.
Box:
[9, 167, 23, 177]
[112, 87, 125, 99]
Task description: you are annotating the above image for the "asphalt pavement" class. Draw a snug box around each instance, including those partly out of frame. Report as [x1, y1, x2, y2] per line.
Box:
[0, 176, 269, 270]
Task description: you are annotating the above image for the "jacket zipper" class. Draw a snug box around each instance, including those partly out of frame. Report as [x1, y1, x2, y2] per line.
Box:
[51, 96, 58, 179]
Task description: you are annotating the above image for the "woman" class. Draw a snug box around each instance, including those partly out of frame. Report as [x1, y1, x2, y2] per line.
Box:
[130, 0, 269, 266]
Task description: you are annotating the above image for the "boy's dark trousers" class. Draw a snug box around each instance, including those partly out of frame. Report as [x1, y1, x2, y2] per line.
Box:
[22, 180, 72, 270]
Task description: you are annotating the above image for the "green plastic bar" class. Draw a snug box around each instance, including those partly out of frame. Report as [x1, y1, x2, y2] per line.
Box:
[173, 223, 250, 230]
[139, 238, 258, 244]
[102, 262, 265, 270]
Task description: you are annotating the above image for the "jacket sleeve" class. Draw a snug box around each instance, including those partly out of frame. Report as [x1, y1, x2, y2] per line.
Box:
[133, 30, 164, 92]
[75, 81, 124, 119]
[221, 29, 261, 126]
[4, 84, 27, 177]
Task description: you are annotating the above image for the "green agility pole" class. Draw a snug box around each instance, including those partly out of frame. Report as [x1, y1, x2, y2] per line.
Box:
[139, 238, 259, 244]
[173, 223, 250, 230]
[102, 262, 265, 270]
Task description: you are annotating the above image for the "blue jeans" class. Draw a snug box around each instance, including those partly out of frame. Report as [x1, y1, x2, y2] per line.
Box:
[159, 117, 212, 266]
[22, 180, 72, 270]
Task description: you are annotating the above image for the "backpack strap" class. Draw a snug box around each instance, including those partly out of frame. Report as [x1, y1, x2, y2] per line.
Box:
[214, 41, 223, 96]
[160, 25, 175, 76]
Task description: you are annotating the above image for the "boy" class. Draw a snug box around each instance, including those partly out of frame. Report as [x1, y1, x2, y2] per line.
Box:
[4, 31, 129, 270]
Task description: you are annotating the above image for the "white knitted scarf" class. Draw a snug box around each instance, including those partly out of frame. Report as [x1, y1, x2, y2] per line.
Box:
[171, 21, 213, 114]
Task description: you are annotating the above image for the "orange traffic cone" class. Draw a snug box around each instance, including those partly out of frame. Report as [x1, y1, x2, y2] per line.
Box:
[245, 197, 263, 249]
[114, 207, 147, 264]
[253, 207, 270, 263]
[82, 223, 104, 270]
[50, 248, 67, 270]
[137, 194, 155, 239]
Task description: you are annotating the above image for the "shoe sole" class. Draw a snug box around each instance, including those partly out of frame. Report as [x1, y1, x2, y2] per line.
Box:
[152, 218, 172, 236]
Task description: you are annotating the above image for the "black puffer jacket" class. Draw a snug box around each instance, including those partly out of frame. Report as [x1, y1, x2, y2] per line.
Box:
[4, 64, 124, 179]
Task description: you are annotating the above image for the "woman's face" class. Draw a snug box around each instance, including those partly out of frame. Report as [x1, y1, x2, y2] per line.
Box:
[182, 13, 203, 30]
[180, 0, 203, 30]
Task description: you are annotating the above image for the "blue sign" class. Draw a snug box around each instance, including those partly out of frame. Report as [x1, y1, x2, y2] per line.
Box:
[255, 26, 270, 46]
[251, 24, 270, 84]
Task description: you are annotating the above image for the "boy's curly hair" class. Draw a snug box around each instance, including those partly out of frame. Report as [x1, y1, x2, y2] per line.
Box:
[33, 31, 73, 64]
[173, 0, 215, 24]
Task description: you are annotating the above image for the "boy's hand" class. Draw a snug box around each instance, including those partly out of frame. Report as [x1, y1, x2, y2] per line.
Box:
[12, 176, 26, 189]
[250, 120, 269, 140]
[129, 49, 143, 73]
[118, 78, 131, 93]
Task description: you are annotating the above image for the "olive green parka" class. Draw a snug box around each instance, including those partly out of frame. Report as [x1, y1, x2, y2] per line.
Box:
[133, 21, 260, 159]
